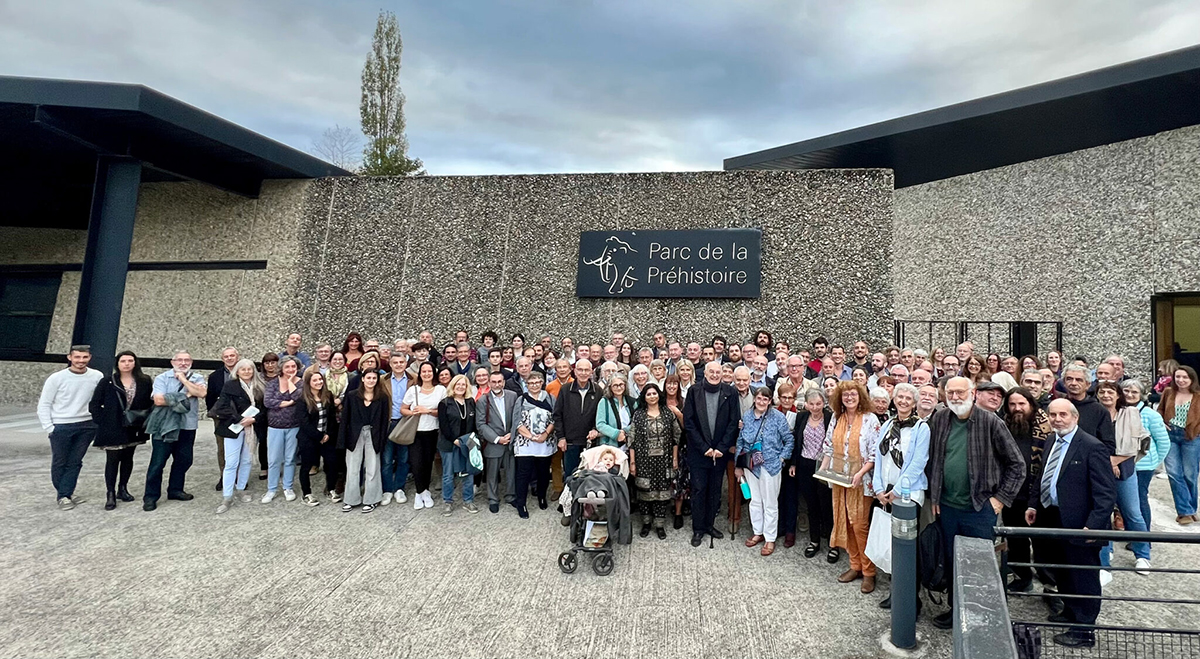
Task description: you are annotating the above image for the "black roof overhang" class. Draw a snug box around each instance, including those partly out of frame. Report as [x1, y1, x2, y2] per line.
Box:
[0, 76, 351, 228]
[723, 44, 1200, 188]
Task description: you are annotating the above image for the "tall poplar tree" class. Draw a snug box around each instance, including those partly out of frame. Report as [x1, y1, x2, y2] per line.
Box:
[360, 10, 424, 176]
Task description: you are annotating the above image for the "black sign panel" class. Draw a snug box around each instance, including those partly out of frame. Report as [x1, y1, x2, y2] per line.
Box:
[576, 229, 761, 298]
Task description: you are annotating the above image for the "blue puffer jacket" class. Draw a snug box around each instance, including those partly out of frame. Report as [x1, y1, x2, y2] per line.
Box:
[1136, 402, 1171, 471]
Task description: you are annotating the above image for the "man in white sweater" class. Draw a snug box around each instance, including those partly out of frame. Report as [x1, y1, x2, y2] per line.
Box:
[37, 345, 104, 510]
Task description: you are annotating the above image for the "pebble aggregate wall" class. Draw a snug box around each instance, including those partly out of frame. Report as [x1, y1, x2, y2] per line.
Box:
[893, 125, 1200, 377]
[288, 170, 895, 351]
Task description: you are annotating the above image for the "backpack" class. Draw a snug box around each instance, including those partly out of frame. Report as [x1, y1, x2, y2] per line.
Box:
[918, 518, 948, 594]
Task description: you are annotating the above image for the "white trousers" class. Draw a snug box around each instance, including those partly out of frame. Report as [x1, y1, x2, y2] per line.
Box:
[745, 468, 782, 541]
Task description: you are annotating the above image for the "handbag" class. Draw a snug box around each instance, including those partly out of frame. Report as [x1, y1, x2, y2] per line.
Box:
[122, 408, 150, 428]
[388, 412, 419, 445]
[865, 508, 893, 574]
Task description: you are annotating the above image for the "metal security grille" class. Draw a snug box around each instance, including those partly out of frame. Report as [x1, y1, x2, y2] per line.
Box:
[893, 320, 1063, 357]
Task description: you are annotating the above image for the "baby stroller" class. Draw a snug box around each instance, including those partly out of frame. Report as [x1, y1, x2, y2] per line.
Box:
[557, 445, 631, 576]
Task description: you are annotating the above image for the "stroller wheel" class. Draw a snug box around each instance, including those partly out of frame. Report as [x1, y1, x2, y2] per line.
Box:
[593, 552, 614, 576]
[558, 551, 578, 574]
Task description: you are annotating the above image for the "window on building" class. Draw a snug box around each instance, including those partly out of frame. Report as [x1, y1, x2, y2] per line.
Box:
[0, 274, 62, 353]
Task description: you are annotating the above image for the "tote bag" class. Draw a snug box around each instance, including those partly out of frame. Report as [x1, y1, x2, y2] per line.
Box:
[865, 508, 893, 574]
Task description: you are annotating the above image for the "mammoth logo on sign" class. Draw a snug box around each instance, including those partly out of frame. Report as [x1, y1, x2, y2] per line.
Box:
[577, 229, 761, 298]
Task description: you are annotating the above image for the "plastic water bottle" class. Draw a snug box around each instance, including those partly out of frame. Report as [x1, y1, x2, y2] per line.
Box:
[899, 477, 911, 503]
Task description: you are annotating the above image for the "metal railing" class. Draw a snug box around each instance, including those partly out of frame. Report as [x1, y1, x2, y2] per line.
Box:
[994, 526, 1200, 658]
[893, 320, 1063, 358]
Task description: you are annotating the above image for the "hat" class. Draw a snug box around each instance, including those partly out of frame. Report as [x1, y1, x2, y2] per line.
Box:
[976, 380, 1005, 393]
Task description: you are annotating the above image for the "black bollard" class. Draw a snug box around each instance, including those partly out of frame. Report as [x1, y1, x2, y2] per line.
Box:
[891, 498, 919, 649]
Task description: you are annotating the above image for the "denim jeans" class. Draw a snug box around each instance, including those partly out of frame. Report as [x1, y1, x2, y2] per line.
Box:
[145, 430, 195, 502]
[49, 421, 96, 499]
[1164, 426, 1199, 517]
[1136, 469, 1155, 529]
[266, 426, 299, 492]
[222, 432, 252, 498]
[381, 421, 410, 494]
[940, 503, 998, 606]
[440, 450, 474, 503]
[1101, 473, 1150, 563]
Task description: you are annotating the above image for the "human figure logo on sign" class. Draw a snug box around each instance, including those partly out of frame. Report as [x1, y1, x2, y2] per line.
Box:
[582, 235, 639, 294]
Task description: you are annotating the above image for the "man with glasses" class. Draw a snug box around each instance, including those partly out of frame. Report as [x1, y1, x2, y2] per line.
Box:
[145, 350, 207, 511]
[1020, 369, 1050, 408]
[926, 376, 1025, 630]
[1061, 365, 1116, 455]
[939, 354, 961, 380]
[775, 355, 818, 404]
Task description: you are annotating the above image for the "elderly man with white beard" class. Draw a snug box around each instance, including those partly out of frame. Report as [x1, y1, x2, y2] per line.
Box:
[926, 376, 1026, 630]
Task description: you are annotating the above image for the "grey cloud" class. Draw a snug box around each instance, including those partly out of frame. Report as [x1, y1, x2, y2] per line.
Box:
[0, 0, 1197, 174]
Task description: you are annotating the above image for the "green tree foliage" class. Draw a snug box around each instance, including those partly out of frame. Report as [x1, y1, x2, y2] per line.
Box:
[360, 10, 424, 176]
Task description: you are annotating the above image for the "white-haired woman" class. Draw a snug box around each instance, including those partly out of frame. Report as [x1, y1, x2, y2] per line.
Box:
[872, 382, 930, 608]
[629, 364, 651, 399]
[213, 358, 264, 513]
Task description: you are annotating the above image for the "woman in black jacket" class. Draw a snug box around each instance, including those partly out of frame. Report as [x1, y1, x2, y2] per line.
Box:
[298, 368, 340, 507]
[338, 370, 388, 513]
[437, 374, 478, 516]
[790, 388, 836, 560]
[89, 351, 152, 510]
[213, 358, 263, 514]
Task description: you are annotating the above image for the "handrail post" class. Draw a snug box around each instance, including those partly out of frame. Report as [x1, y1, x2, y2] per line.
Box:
[891, 499, 919, 649]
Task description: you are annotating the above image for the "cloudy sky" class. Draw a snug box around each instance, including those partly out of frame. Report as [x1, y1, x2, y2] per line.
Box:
[2, 1, 1198, 175]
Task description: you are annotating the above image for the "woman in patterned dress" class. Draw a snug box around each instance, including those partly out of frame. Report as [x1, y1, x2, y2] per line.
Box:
[628, 383, 680, 540]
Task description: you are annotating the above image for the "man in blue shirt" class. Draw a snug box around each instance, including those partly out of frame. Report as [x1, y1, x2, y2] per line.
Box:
[380, 354, 410, 506]
[278, 332, 313, 370]
[145, 350, 207, 510]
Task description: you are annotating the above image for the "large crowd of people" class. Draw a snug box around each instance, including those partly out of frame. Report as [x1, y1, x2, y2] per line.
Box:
[36, 330, 1198, 648]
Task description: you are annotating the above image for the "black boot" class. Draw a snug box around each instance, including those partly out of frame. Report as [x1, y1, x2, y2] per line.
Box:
[640, 523, 652, 538]
[215, 477, 223, 491]
[117, 487, 135, 502]
[105, 492, 117, 511]
[674, 513, 684, 530]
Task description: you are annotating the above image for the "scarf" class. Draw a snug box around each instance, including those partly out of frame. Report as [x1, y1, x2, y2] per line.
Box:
[522, 391, 553, 413]
[879, 415, 917, 469]
[702, 379, 722, 394]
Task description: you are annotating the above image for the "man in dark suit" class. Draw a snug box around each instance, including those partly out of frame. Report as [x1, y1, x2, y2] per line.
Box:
[476, 372, 520, 513]
[206, 347, 239, 492]
[682, 361, 740, 547]
[1026, 399, 1117, 649]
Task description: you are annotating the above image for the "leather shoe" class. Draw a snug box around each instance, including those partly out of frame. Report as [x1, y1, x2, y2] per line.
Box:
[860, 576, 876, 594]
[708, 528, 724, 540]
[214, 479, 222, 491]
[673, 514, 684, 530]
[538, 497, 548, 510]
[1007, 577, 1033, 593]
[640, 524, 652, 538]
[117, 487, 134, 502]
[837, 569, 862, 583]
[783, 533, 795, 548]
[489, 503, 499, 513]
[1047, 613, 1070, 623]
[105, 492, 116, 511]
[656, 527, 667, 540]
[1052, 633, 1094, 648]
[143, 500, 157, 511]
[932, 612, 952, 630]
[826, 547, 841, 564]
[167, 492, 194, 501]
[518, 507, 529, 519]
[691, 533, 704, 547]
[760, 542, 775, 557]
[879, 595, 891, 609]
[745, 534, 764, 547]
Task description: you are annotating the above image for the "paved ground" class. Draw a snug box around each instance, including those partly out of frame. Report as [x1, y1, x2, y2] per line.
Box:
[1, 406, 1196, 658]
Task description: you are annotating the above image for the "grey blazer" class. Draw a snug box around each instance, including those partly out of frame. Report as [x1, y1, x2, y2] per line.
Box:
[476, 389, 521, 458]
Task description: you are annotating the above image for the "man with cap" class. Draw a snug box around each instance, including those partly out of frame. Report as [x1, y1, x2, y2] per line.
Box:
[975, 380, 1006, 414]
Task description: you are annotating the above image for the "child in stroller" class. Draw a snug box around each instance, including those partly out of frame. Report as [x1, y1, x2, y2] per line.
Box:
[557, 446, 632, 576]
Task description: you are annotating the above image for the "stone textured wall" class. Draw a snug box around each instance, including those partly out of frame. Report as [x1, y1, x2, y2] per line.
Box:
[288, 170, 895, 350]
[894, 125, 1200, 378]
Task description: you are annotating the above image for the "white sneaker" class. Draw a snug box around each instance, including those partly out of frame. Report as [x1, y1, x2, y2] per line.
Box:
[331, 491, 343, 503]
[1135, 558, 1151, 576]
[1100, 569, 1113, 587]
[283, 489, 296, 502]
[414, 494, 426, 510]
[381, 492, 392, 506]
[421, 490, 434, 507]
[261, 491, 277, 504]
[395, 490, 407, 504]
[303, 494, 320, 507]
[57, 497, 76, 510]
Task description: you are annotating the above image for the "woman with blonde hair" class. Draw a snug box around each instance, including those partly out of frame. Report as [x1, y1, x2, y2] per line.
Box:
[212, 358, 263, 513]
[676, 360, 696, 399]
[437, 374, 478, 516]
[821, 380, 880, 594]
